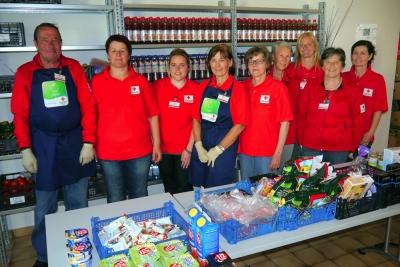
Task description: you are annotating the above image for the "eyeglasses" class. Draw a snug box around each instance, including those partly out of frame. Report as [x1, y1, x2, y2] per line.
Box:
[248, 59, 265, 66]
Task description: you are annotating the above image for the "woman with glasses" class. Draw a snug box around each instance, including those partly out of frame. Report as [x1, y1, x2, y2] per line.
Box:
[91, 35, 161, 203]
[151, 48, 197, 194]
[343, 40, 388, 158]
[238, 46, 293, 180]
[189, 44, 247, 188]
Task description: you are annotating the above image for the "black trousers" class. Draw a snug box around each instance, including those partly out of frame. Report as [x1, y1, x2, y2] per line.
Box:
[158, 154, 193, 194]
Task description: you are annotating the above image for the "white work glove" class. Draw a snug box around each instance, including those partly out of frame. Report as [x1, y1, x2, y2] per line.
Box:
[348, 153, 354, 160]
[22, 148, 37, 173]
[79, 143, 95, 166]
[207, 146, 223, 167]
[195, 141, 209, 163]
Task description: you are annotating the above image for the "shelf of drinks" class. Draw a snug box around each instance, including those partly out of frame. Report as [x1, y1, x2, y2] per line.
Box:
[0, 4, 114, 14]
[0, 46, 106, 53]
[123, 4, 233, 13]
[236, 6, 320, 15]
[0, 93, 11, 99]
[129, 42, 232, 49]
[237, 41, 298, 46]
[0, 153, 21, 161]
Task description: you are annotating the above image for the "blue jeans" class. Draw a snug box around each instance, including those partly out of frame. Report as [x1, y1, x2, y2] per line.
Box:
[99, 153, 151, 203]
[301, 147, 349, 165]
[32, 176, 89, 263]
[238, 154, 277, 181]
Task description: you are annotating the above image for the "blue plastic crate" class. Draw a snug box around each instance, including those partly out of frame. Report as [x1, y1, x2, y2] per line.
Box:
[194, 181, 286, 245]
[285, 200, 337, 231]
[91, 201, 189, 260]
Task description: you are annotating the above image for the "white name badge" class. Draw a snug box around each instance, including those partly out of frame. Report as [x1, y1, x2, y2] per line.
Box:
[54, 73, 66, 82]
[318, 103, 329, 110]
[260, 95, 270, 104]
[363, 88, 373, 97]
[184, 95, 193, 103]
[360, 104, 366, 113]
[169, 101, 180, 108]
[130, 86, 140, 95]
[300, 80, 307, 90]
[217, 94, 230, 103]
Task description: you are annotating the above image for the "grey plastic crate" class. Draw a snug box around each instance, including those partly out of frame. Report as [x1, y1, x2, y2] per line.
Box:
[0, 23, 25, 47]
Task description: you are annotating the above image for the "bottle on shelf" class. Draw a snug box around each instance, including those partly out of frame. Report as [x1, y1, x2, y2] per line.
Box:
[197, 18, 205, 43]
[256, 18, 263, 42]
[204, 18, 211, 43]
[237, 18, 243, 42]
[287, 19, 293, 42]
[162, 17, 171, 44]
[276, 19, 282, 41]
[144, 55, 152, 82]
[210, 18, 217, 43]
[154, 17, 162, 43]
[139, 17, 149, 44]
[147, 17, 156, 44]
[192, 54, 200, 80]
[312, 19, 319, 40]
[236, 53, 242, 77]
[217, 18, 224, 43]
[170, 17, 177, 43]
[190, 17, 198, 43]
[176, 17, 184, 43]
[138, 56, 145, 76]
[307, 19, 313, 33]
[248, 18, 254, 42]
[131, 16, 140, 44]
[243, 18, 249, 42]
[151, 55, 159, 82]
[199, 54, 207, 79]
[159, 55, 168, 79]
[124, 16, 132, 41]
[184, 17, 191, 43]
[270, 19, 277, 41]
[265, 19, 271, 42]
[282, 19, 288, 41]
[295, 19, 302, 40]
[224, 18, 231, 42]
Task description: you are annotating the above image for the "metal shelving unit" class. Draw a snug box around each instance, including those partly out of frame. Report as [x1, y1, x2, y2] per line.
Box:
[0, 153, 21, 161]
[0, 3, 114, 13]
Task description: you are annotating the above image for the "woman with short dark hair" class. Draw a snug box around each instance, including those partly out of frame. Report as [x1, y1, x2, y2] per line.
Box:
[296, 47, 366, 165]
[189, 44, 247, 188]
[343, 40, 388, 157]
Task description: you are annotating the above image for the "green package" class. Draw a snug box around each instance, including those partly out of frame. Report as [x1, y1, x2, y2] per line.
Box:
[129, 242, 160, 265]
[98, 253, 133, 267]
[155, 239, 186, 258]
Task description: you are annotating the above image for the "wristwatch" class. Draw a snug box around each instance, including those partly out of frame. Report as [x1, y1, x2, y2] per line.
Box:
[218, 144, 226, 152]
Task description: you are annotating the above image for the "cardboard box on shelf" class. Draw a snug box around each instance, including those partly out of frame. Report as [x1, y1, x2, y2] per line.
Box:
[390, 127, 400, 137]
[388, 135, 400, 148]
[390, 111, 400, 127]
[394, 82, 400, 100]
[383, 147, 400, 163]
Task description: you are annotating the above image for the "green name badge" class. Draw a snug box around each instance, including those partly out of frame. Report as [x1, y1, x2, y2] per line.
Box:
[201, 97, 220, 122]
[42, 80, 69, 108]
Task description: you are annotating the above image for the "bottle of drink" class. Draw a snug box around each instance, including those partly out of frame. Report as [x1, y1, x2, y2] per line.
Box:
[190, 17, 198, 43]
[139, 17, 149, 44]
[144, 55, 152, 82]
[265, 19, 270, 42]
[165, 55, 170, 74]
[217, 18, 224, 43]
[184, 17, 191, 43]
[162, 17, 170, 44]
[282, 19, 288, 41]
[296, 19, 302, 40]
[158, 55, 168, 79]
[242, 18, 248, 42]
[276, 19, 282, 41]
[224, 18, 231, 42]
[199, 54, 207, 79]
[236, 53, 242, 77]
[197, 18, 205, 43]
[256, 18, 263, 42]
[241, 53, 247, 77]
[131, 16, 140, 44]
[154, 17, 162, 43]
[170, 17, 177, 43]
[247, 18, 254, 42]
[151, 55, 159, 82]
[287, 19, 293, 41]
[307, 19, 312, 33]
[124, 16, 132, 41]
[147, 17, 156, 44]
[210, 18, 217, 43]
[312, 19, 319, 40]
[176, 17, 184, 43]
[300, 19, 305, 35]
[270, 19, 276, 41]
[193, 54, 200, 80]
[237, 18, 243, 42]
[204, 18, 211, 43]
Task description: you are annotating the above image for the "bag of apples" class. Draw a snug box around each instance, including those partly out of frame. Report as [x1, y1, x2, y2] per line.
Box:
[1, 171, 35, 210]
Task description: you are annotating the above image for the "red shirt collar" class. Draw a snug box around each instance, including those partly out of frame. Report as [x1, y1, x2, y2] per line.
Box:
[33, 53, 63, 69]
[349, 64, 373, 80]
[209, 74, 234, 90]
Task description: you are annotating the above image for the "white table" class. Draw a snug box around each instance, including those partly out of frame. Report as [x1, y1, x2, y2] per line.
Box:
[45, 193, 187, 266]
[172, 189, 400, 259]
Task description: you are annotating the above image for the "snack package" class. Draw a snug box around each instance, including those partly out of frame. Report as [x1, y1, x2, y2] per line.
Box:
[267, 174, 298, 204]
[129, 242, 160, 265]
[298, 163, 327, 191]
[98, 254, 133, 267]
[159, 253, 199, 267]
[155, 239, 187, 258]
[282, 156, 314, 177]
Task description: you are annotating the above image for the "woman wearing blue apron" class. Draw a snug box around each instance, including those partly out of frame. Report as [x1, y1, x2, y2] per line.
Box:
[189, 44, 247, 188]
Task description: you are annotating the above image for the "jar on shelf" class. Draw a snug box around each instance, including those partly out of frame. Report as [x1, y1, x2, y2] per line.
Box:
[377, 153, 384, 170]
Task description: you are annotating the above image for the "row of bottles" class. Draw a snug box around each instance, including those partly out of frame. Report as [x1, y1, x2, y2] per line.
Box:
[128, 54, 213, 83]
[124, 16, 319, 44]
[237, 18, 319, 42]
[124, 16, 231, 44]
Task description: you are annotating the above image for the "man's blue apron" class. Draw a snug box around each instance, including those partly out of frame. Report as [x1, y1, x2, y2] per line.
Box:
[189, 79, 238, 188]
[30, 66, 96, 191]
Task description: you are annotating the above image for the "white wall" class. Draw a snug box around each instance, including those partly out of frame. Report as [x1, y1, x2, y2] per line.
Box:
[1, 0, 400, 230]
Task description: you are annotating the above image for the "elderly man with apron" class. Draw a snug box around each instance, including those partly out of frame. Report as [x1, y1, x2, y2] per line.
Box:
[10, 23, 96, 267]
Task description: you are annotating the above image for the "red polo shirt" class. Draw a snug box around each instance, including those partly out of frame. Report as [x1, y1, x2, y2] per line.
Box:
[91, 66, 159, 160]
[152, 77, 198, 154]
[240, 75, 293, 156]
[343, 65, 388, 142]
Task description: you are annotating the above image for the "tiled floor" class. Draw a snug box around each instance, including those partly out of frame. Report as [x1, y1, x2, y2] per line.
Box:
[1, 216, 399, 267]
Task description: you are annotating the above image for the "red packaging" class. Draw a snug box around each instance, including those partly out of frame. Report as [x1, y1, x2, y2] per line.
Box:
[206, 251, 237, 267]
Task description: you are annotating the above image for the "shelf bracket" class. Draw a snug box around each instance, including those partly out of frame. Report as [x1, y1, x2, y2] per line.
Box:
[230, 0, 237, 79]
[318, 2, 326, 52]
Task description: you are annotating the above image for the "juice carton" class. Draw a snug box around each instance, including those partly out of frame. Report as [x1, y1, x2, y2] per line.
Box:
[196, 215, 219, 267]
[188, 206, 202, 259]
